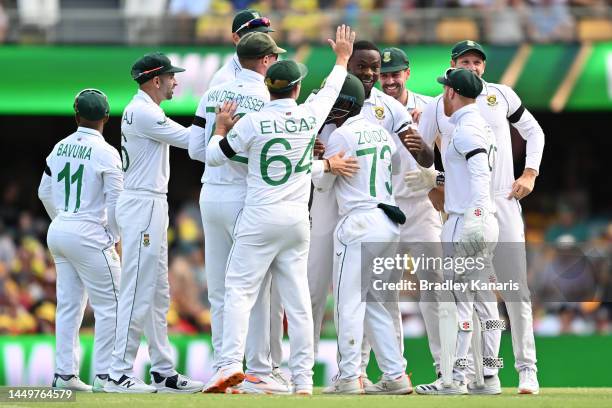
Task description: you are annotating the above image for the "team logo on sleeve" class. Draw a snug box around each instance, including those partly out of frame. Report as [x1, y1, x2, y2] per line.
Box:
[143, 233, 151, 247]
[486, 95, 498, 106]
[374, 106, 385, 120]
[156, 116, 168, 125]
[382, 51, 391, 63]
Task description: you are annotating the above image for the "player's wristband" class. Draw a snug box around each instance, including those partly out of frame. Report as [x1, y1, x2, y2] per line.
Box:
[436, 172, 445, 187]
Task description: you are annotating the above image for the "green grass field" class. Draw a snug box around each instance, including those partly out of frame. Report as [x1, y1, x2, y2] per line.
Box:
[9, 388, 612, 408]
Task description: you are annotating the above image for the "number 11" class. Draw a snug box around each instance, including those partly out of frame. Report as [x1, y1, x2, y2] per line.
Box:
[57, 162, 84, 212]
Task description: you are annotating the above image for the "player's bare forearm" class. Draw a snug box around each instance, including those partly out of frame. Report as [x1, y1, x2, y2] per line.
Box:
[416, 144, 434, 167]
[400, 128, 434, 167]
[428, 186, 445, 212]
[508, 167, 537, 200]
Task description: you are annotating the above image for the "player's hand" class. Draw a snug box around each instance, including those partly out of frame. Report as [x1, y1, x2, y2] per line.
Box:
[428, 187, 445, 212]
[328, 25, 355, 66]
[400, 127, 426, 156]
[328, 151, 359, 177]
[508, 168, 537, 200]
[314, 137, 326, 158]
[214, 100, 240, 137]
[456, 207, 489, 259]
[404, 164, 441, 191]
[411, 108, 423, 124]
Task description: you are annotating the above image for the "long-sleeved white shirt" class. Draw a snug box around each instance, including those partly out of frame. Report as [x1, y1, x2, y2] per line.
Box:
[121, 89, 189, 194]
[443, 104, 496, 215]
[419, 80, 545, 196]
[38, 127, 123, 240]
[206, 65, 347, 207]
[209, 53, 242, 88]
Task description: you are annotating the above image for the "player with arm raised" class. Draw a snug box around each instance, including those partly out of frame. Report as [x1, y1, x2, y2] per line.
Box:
[39, 89, 121, 393]
[416, 40, 545, 395]
[188, 32, 290, 394]
[105, 53, 203, 393]
[201, 25, 357, 396]
[314, 74, 412, 395]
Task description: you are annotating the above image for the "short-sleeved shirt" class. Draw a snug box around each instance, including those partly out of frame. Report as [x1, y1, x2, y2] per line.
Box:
[121, 90, 190, 194]
[419, 80, 523, 196]
[44, 127, 123, 225]
[323, 114, 400, 217]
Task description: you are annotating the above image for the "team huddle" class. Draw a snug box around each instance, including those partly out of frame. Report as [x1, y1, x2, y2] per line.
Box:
[37, 8, 545, 397]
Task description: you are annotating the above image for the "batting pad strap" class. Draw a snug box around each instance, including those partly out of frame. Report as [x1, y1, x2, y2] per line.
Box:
[465, 148, 487, 161]
[454, 358, 469, 368]
[458, 320, 473, 331]
[483, 357, 504, 369]
[481, 319, 506, 331]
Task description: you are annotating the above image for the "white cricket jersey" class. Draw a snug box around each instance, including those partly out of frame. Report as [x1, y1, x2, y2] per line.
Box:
[39, 127, 123, 237]
[405, 90, 433, 115]
[443, 104, 496, 215]
[188, 69, 270, 202]
[120, 90, 190, 194]
[322, 114, 400, 217]
[207, 65, 348, 207]
[362, 87, 431, 199]
[419, 80, 544, 197]
[209, 53, 242, 88]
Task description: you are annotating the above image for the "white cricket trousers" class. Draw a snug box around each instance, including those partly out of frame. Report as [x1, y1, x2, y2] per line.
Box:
[218, 203, 314, 386]
[307, 188, 339, 357]
[109, 190, 176, 380]
[334, 209, 406, 381]
[495, 194, 537, 372]
[48, 220, 120, 376]
[441, 213, 500, 381]
[200, 186, 283, 375]
[360, 195, 444, 376]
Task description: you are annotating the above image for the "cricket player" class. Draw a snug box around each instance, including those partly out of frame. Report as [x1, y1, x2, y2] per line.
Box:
[207, 8, 287, 382]
[416, 41, 544, 394]
[188, 32, 289, 394]
[202, 25, 357, 395]
[314, 74, 412, 395]
[380, 47, 433, 123]
[209, 9, 275, 87]
[105, 53, 203, 393]
[308, 41, 434, 384]
[419, 68, 499, 395]
[379, 46, 445, 378]
[38, 89, 121, 392]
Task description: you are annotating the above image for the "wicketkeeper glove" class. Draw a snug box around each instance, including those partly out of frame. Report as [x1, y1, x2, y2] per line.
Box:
[455, 207, 489, 259]
[404, 165, 444, 192]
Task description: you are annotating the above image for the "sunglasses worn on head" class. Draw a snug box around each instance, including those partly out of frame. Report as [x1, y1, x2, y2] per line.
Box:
[236, 17, 270, 33]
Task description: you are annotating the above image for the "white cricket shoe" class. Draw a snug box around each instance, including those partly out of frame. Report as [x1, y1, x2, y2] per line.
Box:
[293, 384, 313, 395]
[322, 377, 364, 394]
[467, 375, 502, 395]
[52, 374, 92, 392]
[202, 367, 245, 394]
[104, 375, 156, 393]
[361, 375, 374, 388]
[415, 377, 468, 395]
[365, 374, 413, 395]
[237, 374, 291, 394]
[151, 371, 204, 393]
[518, 368, 540, 395]
[92, 375, 109, 393]
[272, 367, 292, 388]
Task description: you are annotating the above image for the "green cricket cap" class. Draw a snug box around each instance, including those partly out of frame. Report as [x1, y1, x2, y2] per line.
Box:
[338, 73, 365, 108]
[265, 60, 308, 94]
[237, 32, 286, 59]
[451, 40, 487, 61]
[380, 47, 409, 73]
[74, 88, 109, 121]
[437, 68, 483, 99]
[232, 9, 274, 35]
[131, 52, 185, 84]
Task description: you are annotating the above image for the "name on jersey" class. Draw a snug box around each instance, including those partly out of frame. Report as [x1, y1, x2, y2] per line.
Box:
[357, 129, 388, 145]
[207, 89, 265, 112]
[259, 116, 317, 134]
[56, 143, 92, 160]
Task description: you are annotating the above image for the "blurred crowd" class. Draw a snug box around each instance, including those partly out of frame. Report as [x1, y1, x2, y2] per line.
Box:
[0, 0, 610, 45]
[0, 181, 610, 337]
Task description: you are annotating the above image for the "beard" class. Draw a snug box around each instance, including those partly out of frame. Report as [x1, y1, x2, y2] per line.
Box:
[443, 96, 452, 117]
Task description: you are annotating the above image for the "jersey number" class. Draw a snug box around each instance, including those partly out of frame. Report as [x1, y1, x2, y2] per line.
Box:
[356, 145, 392, 197]
[57, 162, 84, 212]
[260, 136, 314, 186]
